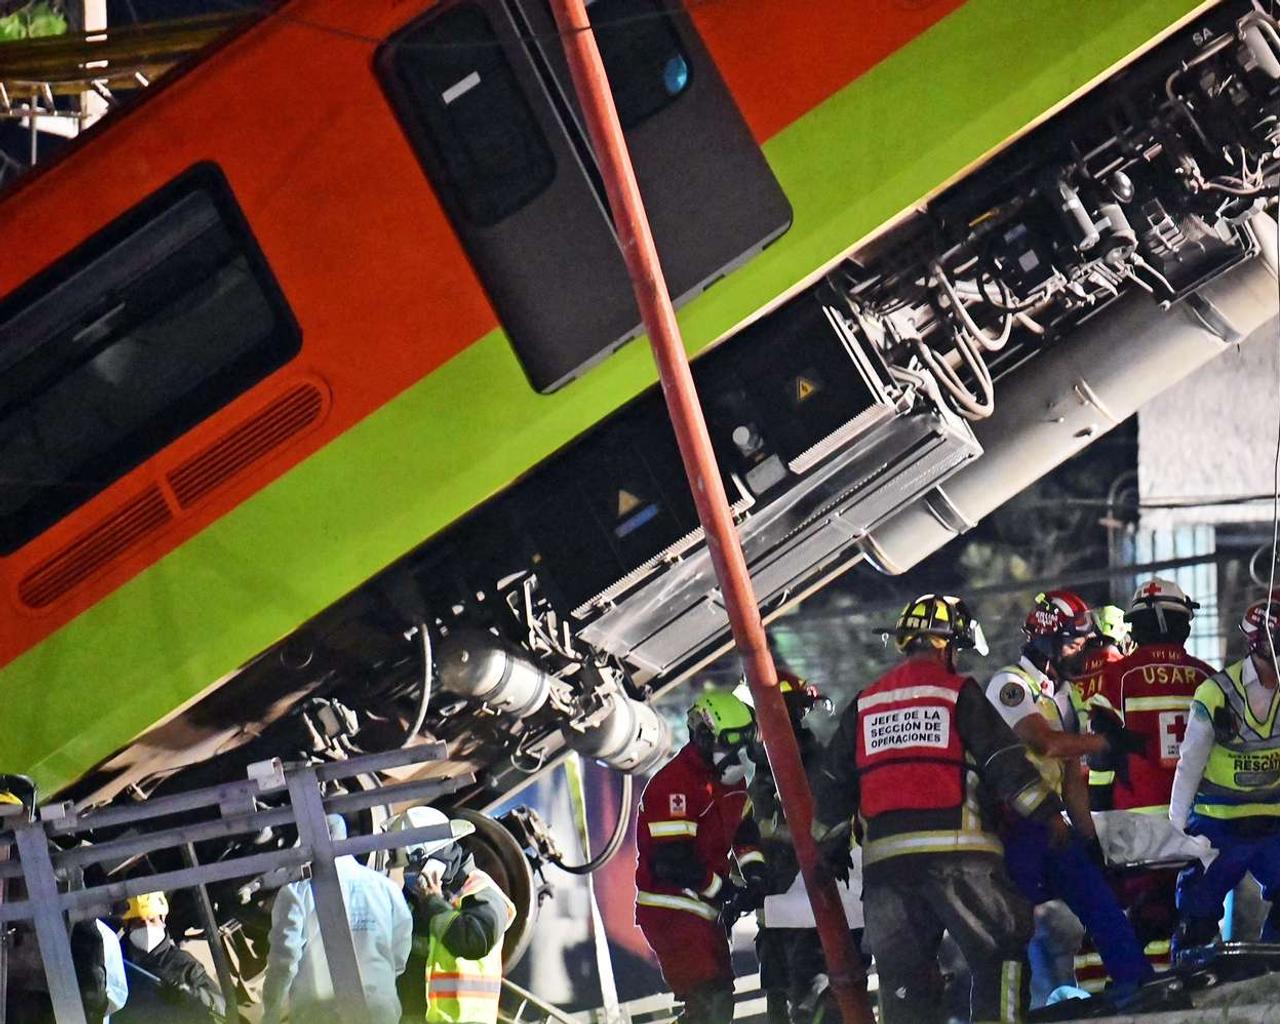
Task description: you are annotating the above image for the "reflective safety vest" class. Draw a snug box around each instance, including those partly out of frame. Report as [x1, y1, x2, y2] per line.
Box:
[1192, 662, 1280, 821]
[1000, 663, 1066, 796]
[855, 662, 1011, 866]
[424, 870, 516, 1024]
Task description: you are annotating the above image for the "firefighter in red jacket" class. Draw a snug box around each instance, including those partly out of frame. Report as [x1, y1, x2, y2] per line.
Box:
[813, 594, 1067, 1024]
[635, 691, 769, 1024]
[1091, 579, 1216, 945]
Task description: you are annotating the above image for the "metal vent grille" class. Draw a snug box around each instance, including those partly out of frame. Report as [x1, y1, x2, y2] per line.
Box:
[168, 383, 324, 509]
[18, 487, 174, 609]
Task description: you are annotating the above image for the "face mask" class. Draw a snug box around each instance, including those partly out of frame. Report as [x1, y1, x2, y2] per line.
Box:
[129, 924, 166, 954]
[714, 747, 749, 784]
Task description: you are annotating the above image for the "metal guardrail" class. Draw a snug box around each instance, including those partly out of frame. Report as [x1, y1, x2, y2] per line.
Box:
[0, 743, 472, 1024]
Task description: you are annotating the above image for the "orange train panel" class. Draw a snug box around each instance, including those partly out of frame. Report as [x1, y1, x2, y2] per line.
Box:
[0, 0, 958, 668]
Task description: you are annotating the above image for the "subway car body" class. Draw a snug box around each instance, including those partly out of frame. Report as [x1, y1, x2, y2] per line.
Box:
[1, 0, 1278, 815]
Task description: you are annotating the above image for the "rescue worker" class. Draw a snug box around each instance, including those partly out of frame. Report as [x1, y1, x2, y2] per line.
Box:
[750, 672, 864, 1024]
[1093, 606, 1136, 659]
[1170, 594, 1280, 958]
[1070, 606, 1131, 809]
[262, 813, 413, 1024]
[383, 805, 515, 1024]
[988, 590, 1152, 1006]
[1, 777, 128, 1024]
[4, 918, 127, 1024]
[635, 691, 769, 1024]
[120, 891, 225, 1018]
[813, 593, 1067, 1024]
[1089, 580, 1216, 949]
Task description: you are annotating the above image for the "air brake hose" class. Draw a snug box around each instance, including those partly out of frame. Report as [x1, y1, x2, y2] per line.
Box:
[400, 623, 434, 748]
[550, 771, 633, 875]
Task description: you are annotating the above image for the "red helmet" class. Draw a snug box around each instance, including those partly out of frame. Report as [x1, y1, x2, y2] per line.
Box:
[1024, 590, 1094, 642]
[1241, 594, 1280, 659]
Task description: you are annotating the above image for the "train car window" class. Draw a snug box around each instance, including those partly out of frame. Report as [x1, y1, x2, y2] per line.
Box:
[0, 163, 300, 554]
[379, 0, 788, 394]
[380, 3, 557, 227]
[585, 0, 691, 129]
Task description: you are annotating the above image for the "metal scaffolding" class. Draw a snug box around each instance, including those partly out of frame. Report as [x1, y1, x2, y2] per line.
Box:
[0, 743, 470, 1024]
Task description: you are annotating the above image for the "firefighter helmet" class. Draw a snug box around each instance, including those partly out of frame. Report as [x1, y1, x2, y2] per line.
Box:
[777, 670, 830, 719]
[0, 775, 34, 812]
[894, 594, 988, 655]
[123, 892, 169, 921]
[688, 690, 756, 750]
[1241, 595, 1280, 659]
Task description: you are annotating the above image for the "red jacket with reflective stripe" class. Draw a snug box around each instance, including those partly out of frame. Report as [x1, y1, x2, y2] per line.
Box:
[1100, 644, 1216, 811]
[635, 743, 757, 901]
[815, 656, 1062, 880]
[856, 663, 967, 818]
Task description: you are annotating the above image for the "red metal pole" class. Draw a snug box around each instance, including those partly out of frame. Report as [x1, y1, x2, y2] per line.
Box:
[547, 6, 873, 1024]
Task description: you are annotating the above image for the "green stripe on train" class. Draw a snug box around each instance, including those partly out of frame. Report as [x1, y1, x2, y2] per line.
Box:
[5, 0, 1204, 794]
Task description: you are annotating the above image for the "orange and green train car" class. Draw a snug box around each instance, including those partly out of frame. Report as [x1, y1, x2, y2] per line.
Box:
[0, 0, 1227, 798]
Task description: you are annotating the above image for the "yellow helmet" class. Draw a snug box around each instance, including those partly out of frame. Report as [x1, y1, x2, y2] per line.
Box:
[894, 594, 988, 655]
[123, 891, 169, 921]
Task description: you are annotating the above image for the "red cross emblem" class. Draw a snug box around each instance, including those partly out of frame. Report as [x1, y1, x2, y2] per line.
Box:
[1142, 582, 1164, 597]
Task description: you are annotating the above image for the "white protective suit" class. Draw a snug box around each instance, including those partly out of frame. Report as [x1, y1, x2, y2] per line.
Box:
[98, 919, 128, 1021]
[261, 839, 412, 1024]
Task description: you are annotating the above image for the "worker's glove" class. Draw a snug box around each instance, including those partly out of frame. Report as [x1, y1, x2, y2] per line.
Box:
[718, 884, 758, 927]
[1090, 708, 1146, 784]
[158, 980, 198, 1008]
[818, 839, 853, 884]
[812, 820, 854, 883]
[740, 859, 771, 903]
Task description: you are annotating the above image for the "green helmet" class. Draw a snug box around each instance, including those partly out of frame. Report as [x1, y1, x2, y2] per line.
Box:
[1092, 605, 1132, 651]
[688, 691, 756, 749]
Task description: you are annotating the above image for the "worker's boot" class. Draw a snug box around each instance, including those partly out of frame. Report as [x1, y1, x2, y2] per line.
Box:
[678, 983, 735, 1024]
[1171, 914, 1220, 965]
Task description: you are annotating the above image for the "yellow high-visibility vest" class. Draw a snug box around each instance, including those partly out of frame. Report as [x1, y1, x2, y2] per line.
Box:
[1192, 661, 1280, 820]
[423, 870, 516, 1024]
[1003, 663, 1065, 796]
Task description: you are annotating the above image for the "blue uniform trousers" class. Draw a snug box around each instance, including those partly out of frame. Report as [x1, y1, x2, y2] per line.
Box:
[1004, 818, 1153, 994]
[1175, 813, 1280, 950]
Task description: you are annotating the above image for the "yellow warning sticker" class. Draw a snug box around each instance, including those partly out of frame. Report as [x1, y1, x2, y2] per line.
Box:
[795, 376, 819, 402]
[617, 489, 642, 518]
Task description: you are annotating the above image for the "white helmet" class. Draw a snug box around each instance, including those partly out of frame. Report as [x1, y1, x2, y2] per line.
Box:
[1127, 578, 1198, 632]
[383, 805, 475, 867]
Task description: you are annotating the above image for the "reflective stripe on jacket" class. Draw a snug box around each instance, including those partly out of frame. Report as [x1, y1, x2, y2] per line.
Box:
[425, 871, 515, 1024]
[1101, 644, 1213, 813]
[634, 743, 760, 910]
[1192, 661, 1280, 820]
[815, 658, 1062, 882]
